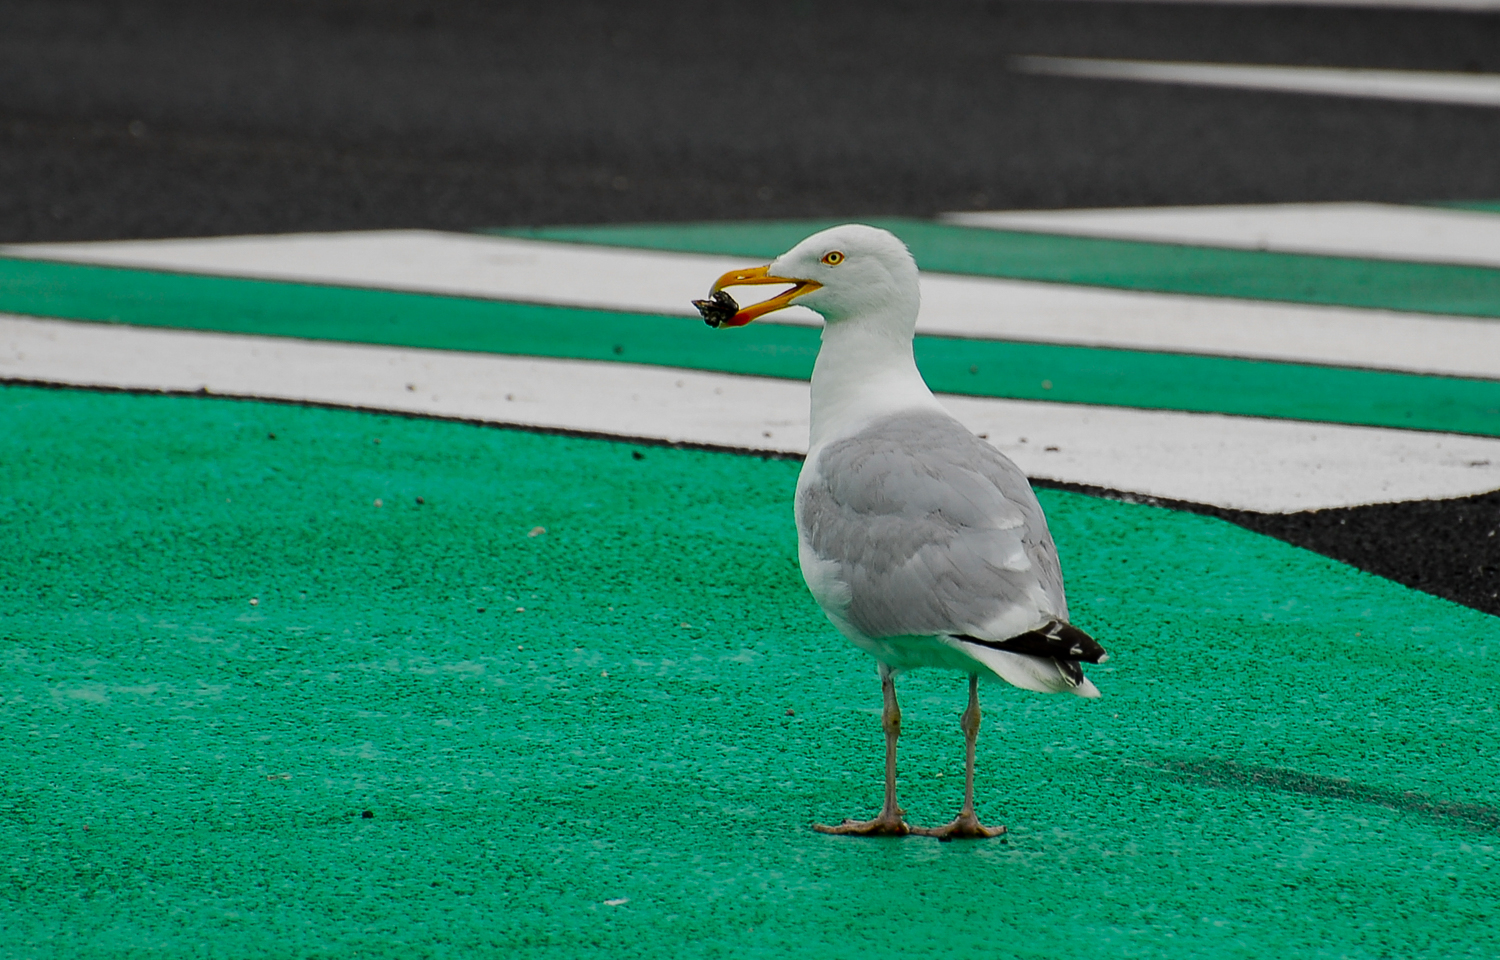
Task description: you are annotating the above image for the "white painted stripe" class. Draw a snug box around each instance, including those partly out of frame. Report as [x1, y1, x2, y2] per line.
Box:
[6, 314, 1499, 514]
[9, 231, 1500, 380]
[1, 230, 832, 327]
[1012, 56, 1500, 109]
[945, 202, 1500, 270]
[921, 277, 1500, 379]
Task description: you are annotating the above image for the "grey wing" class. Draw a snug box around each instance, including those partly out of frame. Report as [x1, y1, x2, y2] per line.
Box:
[798, 411, 1067, 640]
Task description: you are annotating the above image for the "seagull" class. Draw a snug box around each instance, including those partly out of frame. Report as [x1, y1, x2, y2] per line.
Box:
[694, 224, 1107, 839]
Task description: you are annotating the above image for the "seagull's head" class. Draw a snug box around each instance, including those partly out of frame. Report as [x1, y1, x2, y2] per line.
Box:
[697, 224, 919, 331]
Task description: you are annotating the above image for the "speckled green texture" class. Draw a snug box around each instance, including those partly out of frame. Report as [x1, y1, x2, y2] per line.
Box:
[3, 384, 1498, 959]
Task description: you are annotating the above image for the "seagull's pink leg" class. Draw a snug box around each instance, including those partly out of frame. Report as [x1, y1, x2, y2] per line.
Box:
[814, 665, 911, 836]
[913, 674, 1006, 840]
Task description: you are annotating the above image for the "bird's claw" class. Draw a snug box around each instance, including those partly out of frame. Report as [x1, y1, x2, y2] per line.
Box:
[910, 811, 1006, 841]
[812, 814, 912, 837]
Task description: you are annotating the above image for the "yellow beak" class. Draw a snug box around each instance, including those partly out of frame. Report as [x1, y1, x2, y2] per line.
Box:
[702, 265, 821, 327]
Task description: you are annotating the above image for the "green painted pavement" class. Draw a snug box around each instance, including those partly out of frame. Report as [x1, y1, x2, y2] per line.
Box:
[1426, 201, 1500, 214]
[910, 338, 1500, 435]
[3, 384, 1497, 959]
[5, 257, 1500, 438]
[493, 218, 1500, 320]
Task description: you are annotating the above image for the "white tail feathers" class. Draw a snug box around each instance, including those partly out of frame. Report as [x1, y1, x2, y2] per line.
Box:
[948, 639, 1102, 698]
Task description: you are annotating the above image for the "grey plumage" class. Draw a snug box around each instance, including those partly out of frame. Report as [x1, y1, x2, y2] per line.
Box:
[797, 409, 1067, 642]
[705, 222, 1101, 836]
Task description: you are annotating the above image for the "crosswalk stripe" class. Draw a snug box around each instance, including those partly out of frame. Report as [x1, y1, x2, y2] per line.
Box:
[8, 314, 1500, 514]
[944, 202, 1500, 269]
[8, 230, 1500, 380]
[3, 257, 1499, 438]
[496, 218, 1500, 319]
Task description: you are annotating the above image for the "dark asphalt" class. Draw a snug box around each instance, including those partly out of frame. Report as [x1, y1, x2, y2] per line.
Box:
[1053, 484, 1500, 619]
[3, 0, 1497, 615]
[1232, 491, 1500, 618]
[6, 0, 1500, 242]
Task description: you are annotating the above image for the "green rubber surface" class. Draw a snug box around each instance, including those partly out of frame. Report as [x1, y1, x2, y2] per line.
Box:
[5, 257, 1500, 438]
[493, 218, 1500, 320]
[1426, 201, 1500, 214]
[4, 384, 1497, 959]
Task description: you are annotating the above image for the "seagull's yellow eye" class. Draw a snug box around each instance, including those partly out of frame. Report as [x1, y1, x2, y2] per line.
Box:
[821, 250, 845, 266]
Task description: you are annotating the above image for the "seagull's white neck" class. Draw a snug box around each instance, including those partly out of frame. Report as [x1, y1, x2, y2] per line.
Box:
[808, 314, 942, 450]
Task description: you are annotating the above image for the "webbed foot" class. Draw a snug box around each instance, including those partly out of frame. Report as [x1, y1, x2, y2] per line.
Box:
[911, 811, 1006, 841]
[813, 812, 912, 837]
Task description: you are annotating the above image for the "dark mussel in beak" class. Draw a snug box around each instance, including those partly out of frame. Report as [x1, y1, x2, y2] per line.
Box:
[691, 289, 739, 328]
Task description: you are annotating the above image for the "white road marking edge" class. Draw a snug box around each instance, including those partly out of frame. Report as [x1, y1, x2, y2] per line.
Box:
[1012, 56, 1500, 109]
[946, 201, 1500, 271]
[6, 314, 1499, 514]
[7, 230, 1500, 381]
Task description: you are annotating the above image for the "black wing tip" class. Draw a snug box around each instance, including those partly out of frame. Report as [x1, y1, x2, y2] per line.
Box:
[1057, 659, 1085, 686]
[958, 620, 1108, 664]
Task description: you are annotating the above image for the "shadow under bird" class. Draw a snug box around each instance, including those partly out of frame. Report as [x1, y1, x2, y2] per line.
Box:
[694, 224, 1107, 839]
